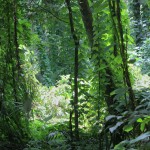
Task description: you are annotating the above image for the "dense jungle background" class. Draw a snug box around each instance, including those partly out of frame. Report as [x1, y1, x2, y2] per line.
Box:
[0, 0, 150, 149]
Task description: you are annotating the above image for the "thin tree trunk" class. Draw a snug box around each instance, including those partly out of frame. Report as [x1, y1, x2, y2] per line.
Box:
[132, 0, 142, 46]
[14, 0, 20, 77]
[7, 2, 18, 103]
[66, 0, 80, 141]
[116, 0, 135, 110]
[69, 110, 74, 149]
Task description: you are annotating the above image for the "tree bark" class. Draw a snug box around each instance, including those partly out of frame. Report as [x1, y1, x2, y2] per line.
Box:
[78, 0, 93, 47]
[132, 0, 142, 46]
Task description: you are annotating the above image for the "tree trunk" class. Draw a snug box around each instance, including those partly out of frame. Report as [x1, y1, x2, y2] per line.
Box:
[14, 0, 20, 76]
[132, 0, 142, 46]
[78, 0, 93, 47]
[116, 0, 135, 110]
[66, 0, 80, 141]
[78, 0, 116, 114]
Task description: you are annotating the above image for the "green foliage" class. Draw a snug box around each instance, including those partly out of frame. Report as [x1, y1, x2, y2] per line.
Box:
[29, 120, 48, 140]
[0, 0, 150, 149]
[26, 0, 75, 86]
[137, 116, 150, 132]
[140, 38, 150, 74]
[0, 0, 39, 148]
[33, 75, 71, 121]
[114, 132, 150, 150]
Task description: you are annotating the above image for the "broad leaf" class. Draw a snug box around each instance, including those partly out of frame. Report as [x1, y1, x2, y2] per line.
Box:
[137, 118, 143, 123]
[123, 124, 133, 132]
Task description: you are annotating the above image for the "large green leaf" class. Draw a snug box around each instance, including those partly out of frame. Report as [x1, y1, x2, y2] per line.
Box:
[123, 124, 133, 132]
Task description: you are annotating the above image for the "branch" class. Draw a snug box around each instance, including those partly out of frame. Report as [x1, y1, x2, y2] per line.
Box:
[37, 5, 69, 24]
[27, 0, 68, 23]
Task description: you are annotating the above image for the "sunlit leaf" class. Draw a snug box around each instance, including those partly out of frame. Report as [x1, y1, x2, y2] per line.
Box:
[123, 124, 133, 132]
[137, 118, 143, 123]
[140, 123, 145, 132]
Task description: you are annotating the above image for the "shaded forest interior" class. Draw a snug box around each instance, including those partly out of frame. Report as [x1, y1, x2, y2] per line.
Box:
[0, 0, 150, 149]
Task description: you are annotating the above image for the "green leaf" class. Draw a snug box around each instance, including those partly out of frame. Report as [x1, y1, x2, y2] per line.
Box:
[140, 123, 145, 132]
[110, 91, 115, 96]
[98, 64, 107, 71]
[123, 124, 133, 132]
[114, 56, 122, 64]
[43, 115, 53, 122]
[137, 118, 143, 123]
